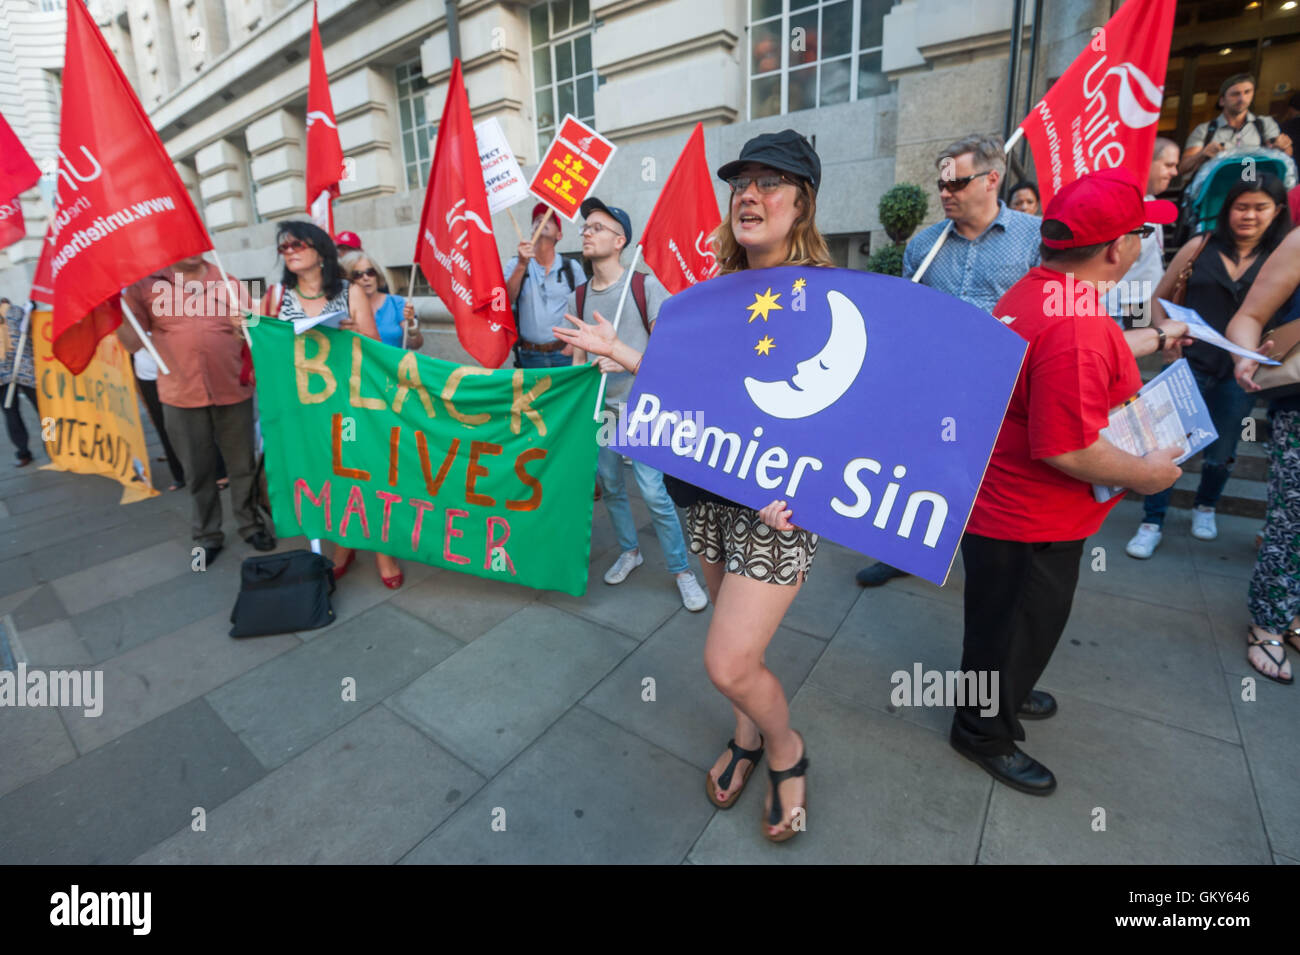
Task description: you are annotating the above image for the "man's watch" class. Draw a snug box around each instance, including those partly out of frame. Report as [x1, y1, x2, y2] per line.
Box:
[1154, 326, 1167, 352]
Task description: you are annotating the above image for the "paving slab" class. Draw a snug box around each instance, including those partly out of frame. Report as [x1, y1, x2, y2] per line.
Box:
[806, 585, 965, 737]
[4, 475, 123, 516]
[1227, 669, 1300, 861]
[206, 603, 460, 769]
[72, 556, 244, 661]
[581, 608, 826, 771]
[780, 539, 868, 640]
[50, 538, 196, 617]
[294, 553, 438, 641]
[390, 604, 638, 776]
[13, 619, 92, 667]
[1040, 588, 1239, 744]
[0, 554, 37, 598]
[401, 705, 711, 864]
[135, 706, 484, 864]
[8, 583, 69, 631]
[63, 610, 300, 755]
[0, 698, 265, 864]
[543, 536, 689, 640]
[688, 684, 990, 864]
[977, 692, 1269, 864]
[1197, 566, 1259, 681]
[1186, 510, 1265, 583]
[391, 566, 540, 643]
[0, 705, 79, 798]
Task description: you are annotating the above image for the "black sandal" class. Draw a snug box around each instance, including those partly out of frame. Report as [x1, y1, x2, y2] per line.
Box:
[763, 735, 808, 843]
[1247, 628, 1294, 686]
[705, 737, 764, 810]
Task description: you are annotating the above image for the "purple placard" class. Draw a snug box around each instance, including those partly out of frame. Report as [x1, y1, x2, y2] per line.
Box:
[619, 266, 1027, 585]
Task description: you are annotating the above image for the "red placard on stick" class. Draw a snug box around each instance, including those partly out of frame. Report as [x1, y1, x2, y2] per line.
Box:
[527, 115, 617, 222]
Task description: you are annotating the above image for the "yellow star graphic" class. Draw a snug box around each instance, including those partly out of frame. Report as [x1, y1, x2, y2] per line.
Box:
[746, 287, 783, 323]
[792, 277, 806, 292]
[755, 335, 775, 356]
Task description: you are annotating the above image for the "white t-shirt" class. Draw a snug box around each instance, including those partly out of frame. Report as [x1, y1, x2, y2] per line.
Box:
[133, 334, 158, 381]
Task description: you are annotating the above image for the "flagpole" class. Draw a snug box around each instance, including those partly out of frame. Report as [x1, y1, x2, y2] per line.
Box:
[530, 208, 554, 245]
[591, 243, 642, 421]
[208, 247, 253, 348]
[404, 264, 419, 350]
[506, 208, 523, 241]
[119, 296, 170, 375]
[4, 308, 31, 409]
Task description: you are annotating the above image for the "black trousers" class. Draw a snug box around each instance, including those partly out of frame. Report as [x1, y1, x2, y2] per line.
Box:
[951, 533, 1085, 756]
[2, 384, 39, 462]
[135, 376, 186, 485]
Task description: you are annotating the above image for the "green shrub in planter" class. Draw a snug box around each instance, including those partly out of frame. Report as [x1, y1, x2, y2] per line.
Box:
[878, 183, 927, 244]
[866, 243, 905, 277]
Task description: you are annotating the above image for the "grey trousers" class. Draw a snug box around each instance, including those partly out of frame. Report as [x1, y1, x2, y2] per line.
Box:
[162, 398, 268, 548]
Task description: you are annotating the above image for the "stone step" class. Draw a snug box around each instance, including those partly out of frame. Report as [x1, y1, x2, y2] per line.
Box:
[1181, 437, 1270, 482]
[1167, 471, 1268, 519]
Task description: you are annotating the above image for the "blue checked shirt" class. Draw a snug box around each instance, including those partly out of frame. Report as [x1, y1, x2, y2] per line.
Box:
[902, 201, 1041, 313]
[505, 255, 586, 345]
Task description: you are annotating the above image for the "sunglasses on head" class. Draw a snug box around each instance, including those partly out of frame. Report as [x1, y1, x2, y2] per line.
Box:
[351, 267, 379, 280]
[936, 170, 992, 194]
[728, 173, 797, 195]
[277, 238, 312, 255]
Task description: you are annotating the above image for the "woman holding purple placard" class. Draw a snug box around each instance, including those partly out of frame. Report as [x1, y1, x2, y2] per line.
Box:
[555, 130, 831, 843]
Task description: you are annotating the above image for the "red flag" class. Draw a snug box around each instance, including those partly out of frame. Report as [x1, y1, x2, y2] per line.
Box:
[413, 59, 513, 368]
[1018, 0, 1176, 208]
[0, 110, 40, 252]
[640, 123, 721, 295]
[306, 1, 344, 233]
[33, 0, 211, 374]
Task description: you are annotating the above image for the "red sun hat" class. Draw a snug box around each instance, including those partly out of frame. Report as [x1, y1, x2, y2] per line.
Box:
[531, 202, 560, 238]
[1040, 167, 1178, 250]
[334, 231, 362, 251]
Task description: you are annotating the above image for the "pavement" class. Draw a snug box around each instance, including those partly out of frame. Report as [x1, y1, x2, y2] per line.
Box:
[0, 387, 1296, 865]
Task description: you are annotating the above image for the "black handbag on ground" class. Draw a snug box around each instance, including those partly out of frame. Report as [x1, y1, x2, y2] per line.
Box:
[229, 549, 336, 638]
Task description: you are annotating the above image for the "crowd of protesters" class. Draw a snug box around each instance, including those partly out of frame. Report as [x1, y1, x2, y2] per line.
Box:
[6, 67, 1299, 843]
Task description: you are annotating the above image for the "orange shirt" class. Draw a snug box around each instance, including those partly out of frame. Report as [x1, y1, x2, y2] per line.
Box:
[122, 262, 252, 408]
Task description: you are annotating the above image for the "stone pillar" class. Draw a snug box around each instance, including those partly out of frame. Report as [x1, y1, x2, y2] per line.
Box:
[126, 0, 182, 108]
[195, 139, 253, 232]
[331, 67, 400, 203]
[171, 0, 230, 79]
[245, 108, 306, 221]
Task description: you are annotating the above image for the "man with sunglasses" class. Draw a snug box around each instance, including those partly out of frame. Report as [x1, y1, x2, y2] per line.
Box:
[857, 133, 1041, 588]
[950, 168, 1186, 795]
[504, 202, 587, 368]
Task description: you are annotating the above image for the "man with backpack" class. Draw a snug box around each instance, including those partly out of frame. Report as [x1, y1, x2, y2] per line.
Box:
[568, 197, 708, 611]
[504, 203, 587, 368]
[1179, 73, 1293, 177]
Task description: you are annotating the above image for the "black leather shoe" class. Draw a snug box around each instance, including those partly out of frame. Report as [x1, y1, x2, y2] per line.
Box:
[245, 531, 276, 552]
[1018, 689, 1057, 720]
[198, 544, 222, 567]
[949, 731, 1056, 796]
[855, 562, 909, 587]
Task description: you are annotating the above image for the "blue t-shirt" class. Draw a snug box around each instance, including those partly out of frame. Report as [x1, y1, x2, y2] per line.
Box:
[374, 294, 407, 348]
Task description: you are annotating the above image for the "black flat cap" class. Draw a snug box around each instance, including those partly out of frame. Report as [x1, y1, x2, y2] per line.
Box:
[716, 129, 821, 193]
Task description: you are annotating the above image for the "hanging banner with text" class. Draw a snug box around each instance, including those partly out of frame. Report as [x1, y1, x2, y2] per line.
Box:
[620, 268, 1027, 586]
[31, 308, 158, 504]
[528, 115, 616, 222]
[247, 318, 601, 595]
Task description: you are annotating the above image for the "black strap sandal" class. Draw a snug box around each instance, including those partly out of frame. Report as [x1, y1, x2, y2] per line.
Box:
[1247, 628, 1294, 686]
[763, 739, 808, 844]
[705, 737, 764, 810]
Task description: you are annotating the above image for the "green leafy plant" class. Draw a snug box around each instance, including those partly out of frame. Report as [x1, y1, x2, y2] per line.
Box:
[868, 183, 927, 276]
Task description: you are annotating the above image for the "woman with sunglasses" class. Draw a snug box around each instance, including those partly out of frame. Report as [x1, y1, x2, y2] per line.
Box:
[339, 250, 423, 351]
[262, 222, 394, 586]
[1125, 174, 1291, 566]
[555, 130, 831, 843]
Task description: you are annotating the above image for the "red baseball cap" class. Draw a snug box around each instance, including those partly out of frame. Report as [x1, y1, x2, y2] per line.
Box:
[334, 231, 362, 251]
[1040, 167, 1177, 249]
[530, 202, 560, 237]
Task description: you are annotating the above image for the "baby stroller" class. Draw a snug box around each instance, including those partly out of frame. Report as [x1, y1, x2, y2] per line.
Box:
[1174, 146, 1297, 245]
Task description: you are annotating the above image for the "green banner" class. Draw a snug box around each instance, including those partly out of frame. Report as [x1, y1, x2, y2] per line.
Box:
[247, 318, 600, 596]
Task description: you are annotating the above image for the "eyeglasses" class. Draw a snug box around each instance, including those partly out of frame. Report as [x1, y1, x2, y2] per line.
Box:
[728, 173, 796, 195]
[1127, 225, 1156, 239]
[277, 239, 311, 255]
[580, 222, 624, 237]
[351, 268, 379, 280]
[936, 171, 992, 194]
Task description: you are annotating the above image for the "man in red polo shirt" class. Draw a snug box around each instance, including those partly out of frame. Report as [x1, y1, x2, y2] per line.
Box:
[950, 168, 1189, 795]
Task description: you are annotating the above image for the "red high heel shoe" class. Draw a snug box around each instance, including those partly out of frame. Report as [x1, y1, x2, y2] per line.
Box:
[382, 572, 404, 590]
[332, 549, 357, 581]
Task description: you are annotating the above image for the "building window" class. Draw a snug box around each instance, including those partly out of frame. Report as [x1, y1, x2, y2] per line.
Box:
[749, 0, 894, 119]
[396, 57, 434, 191]
[529, 0, 595, 158]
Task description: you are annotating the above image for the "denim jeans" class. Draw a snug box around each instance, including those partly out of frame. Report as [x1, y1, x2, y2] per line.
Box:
[596, 445, 690, 573]
[513, 345, 572, 369]
[1142, 368, 1256, 527]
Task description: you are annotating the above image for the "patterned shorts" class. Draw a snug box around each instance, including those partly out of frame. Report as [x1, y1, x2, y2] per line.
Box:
[686, 501, 818, 586]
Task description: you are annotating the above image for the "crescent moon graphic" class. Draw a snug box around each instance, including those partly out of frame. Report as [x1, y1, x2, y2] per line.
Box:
[744, 290, 867, 420]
